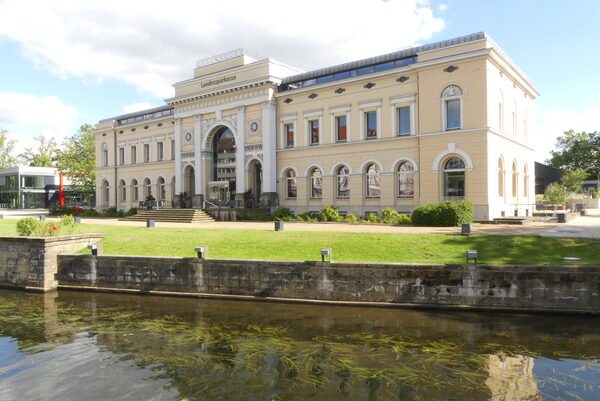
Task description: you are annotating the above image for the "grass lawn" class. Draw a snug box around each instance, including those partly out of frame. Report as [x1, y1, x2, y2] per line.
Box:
[0, 219, 599, 265]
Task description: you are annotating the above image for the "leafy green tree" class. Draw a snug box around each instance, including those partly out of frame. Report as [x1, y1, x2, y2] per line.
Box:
[19, 135, 58, 167]
[560, 169, 589, 193]
[544, 182, 568, 205]
[548, 130, 600, 176]
[0, 128, 18, 168]
[55, 124, 96, 192]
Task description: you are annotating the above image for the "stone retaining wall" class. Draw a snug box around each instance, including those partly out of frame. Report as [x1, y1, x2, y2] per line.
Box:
[0, 234, 103, 291]
[57, 255, 600, 314]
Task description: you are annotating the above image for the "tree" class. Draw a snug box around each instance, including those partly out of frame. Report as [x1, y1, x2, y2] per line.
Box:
[55, 124, 96, 192]
[0, 128, 18, 168]
[560, 169, 589, 193]
[19, 135, 58, 167]
[548, 130, 600, 176]
[544, 182, 568, 205]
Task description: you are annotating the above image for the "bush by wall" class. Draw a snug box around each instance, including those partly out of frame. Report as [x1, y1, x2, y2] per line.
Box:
[411, 200, 473, 226]
[318, 206, 342, 222]
[49, 205, 137, 218]
[16, 215, 78, 237]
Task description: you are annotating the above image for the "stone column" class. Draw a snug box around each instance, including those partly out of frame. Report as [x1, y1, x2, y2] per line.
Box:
[193, 115, 204, 208]
[174, 118, 183, 207]
[261, 100, 278, 209]
[235, 106, 246, 203]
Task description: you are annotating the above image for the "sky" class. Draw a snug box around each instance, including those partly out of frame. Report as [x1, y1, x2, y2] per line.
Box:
[0, 0, 599, 162]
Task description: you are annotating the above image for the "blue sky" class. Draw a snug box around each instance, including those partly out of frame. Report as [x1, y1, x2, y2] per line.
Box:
[0, 0, 599, 162]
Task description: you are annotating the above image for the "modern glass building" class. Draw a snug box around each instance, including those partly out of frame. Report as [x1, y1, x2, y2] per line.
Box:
[0, 166, 61, 209]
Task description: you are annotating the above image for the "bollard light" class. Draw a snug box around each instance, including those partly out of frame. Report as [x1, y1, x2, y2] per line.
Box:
[461, 223, 471, 236]
[274, 221, 284, 231]
[74, 216, 81, 224]
[87, 244, 99, 256]
[39, 215, 46, 221]
[320, 248, 332, 263]
[146, 219, 155, 228]
[466, 249, 478, 264]
[195, 246, 207, 259]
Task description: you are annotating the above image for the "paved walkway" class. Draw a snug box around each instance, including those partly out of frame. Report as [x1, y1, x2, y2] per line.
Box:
[2, 208, 600, 238]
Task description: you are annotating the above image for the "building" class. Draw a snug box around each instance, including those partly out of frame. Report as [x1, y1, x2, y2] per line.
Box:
[0, 166, 63, 209]
[95, 32, 538, 220]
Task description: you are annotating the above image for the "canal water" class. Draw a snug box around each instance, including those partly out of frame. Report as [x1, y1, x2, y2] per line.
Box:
[0, 289, 599, 401]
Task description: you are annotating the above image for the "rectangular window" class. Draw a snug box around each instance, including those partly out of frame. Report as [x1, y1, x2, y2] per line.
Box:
[131, 146, 137, 164]
[144, 144, 150, 162]
[171, 140, 175, 160]
[157, 142, 164, 161]
[310, 120, 319, 145]
[118, 148, 124, 165]
[133, 186, 139, 201]
[285, 123, 294, 147]
[365, 111, 377, 138]
[398, 107, 410, 135]
[102, 150, 108, 167]
[446, 99, 461, 130]
[336, 116, 347, 142]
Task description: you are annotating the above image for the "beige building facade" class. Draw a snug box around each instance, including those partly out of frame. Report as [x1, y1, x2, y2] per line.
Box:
[95, 32, 538, 220]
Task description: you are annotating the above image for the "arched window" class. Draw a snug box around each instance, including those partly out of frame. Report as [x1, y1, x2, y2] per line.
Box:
[397, 162, 414, 198]
[285, 170, 297, 199]
[498, 158, 504, 197]
[309, 168, 322, 199]
[442, 85, 463, 130]
[102, 143, 109, 167]
[523, 164, 529, 197]
[157, 177, 166, 200]
[512, 161, 518, 198]
[102, 180, 110, 206]
[365, 163, 381, 198]
[143, 178, 152, 198]
[119, 179, 126, 202]
[443, 157, 465, 200]
[131, 179, 139, 202]
[336, 165, 350, 199]
[212, 127, 236, 193]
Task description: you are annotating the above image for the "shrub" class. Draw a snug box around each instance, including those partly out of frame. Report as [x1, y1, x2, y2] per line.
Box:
[411, 200, 473, 226]
[343, 213, 359, 223]
[249, 211, 273, 221]
[297, 212, 317, 222]
[16, 218, 40, 236]
[397, 214, 411, 224]
[274, 207, 292, 220]
[319, 206, 342, 222]
[380, 208, 412, 225]
[59, 215, 77, 235]
[125, 207, 138, 216]
[365, 212, 380, 223]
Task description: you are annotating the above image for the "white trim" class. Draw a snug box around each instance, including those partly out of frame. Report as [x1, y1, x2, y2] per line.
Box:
[303, 109, 323, 118]
[329, 104, 351, 113]
[441, 83, 465, 132]
[359, 159, 383, 173]
[245, 157, 262, 170]
[304, 163, 325, 177]
[280, 119, 297, 149]
[203, 120, 238, 149]
[279, 165, 299, 178]
[279, 113, 297, 121]
[330, 162, 353, 175]
[431, 143, 474, 171]
[390, 157, 419, 172]
[358, 99, 382, 109]
[304, 115, 323, 146]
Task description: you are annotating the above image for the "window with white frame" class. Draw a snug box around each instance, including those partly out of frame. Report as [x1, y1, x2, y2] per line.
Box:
[441, 85, 463, 130]
[131, 179, 139, 201]
[102, 143, 108, 167]
[143, 144, 150, 162]
[365, 111, 377, 139]
[498, 158, 505, 197]
[171, 139, 175, 160]
[336, 115, 347, 142]
[365, 163, 381, 198]
[285, 169, 297, 198]
[390, 96, 415, 137]
[157, 142, 164, 161]
[131, 146, 137, 164]
[398, 107, 410, 136]
[512, 161, 518, 197]
[397, 162, 414, 197]
[118, 147, 124, 165]
[157, 177, 166, 200]
[309, 120, 319, 145]
[143, 178, 152, 197]
[309, 168, 322, 199]
[119, 180, 126, 201]
[285, 123, 294, 148]
[336, 165, 350, 198]
[443, 157, 465, 200]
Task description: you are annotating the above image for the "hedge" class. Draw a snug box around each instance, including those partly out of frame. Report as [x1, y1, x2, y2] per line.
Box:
[411, 200, 473, 226]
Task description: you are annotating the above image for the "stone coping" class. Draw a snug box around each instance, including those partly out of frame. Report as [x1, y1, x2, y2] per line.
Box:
[0, 233, 104, 243]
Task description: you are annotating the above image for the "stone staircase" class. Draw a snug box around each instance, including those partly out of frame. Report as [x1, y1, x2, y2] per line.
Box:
[120, 208, 215, 223]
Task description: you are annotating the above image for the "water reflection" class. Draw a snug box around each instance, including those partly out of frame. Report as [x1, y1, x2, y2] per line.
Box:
[0, 289, 599, 401]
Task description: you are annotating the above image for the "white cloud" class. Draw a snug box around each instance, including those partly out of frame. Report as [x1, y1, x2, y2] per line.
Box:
[0, 0, 445, 98]
[123, 102, 157, 114]
[533, 106, 600, 163]
[439, 4, 448, 11]
[0, 92, 78, 155]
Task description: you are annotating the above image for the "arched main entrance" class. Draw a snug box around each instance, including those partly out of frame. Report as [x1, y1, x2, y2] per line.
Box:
[208, 126, 236, 202]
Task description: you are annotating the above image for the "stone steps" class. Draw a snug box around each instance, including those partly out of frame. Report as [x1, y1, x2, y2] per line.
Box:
[119, 209, 215, 223]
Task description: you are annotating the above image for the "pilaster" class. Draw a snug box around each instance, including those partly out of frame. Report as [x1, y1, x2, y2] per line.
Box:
[235, 106, 246, 194]
[174, 118, 182, 194]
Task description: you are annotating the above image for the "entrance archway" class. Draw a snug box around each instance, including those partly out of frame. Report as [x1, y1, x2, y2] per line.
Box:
[211, 126, 236, 199]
